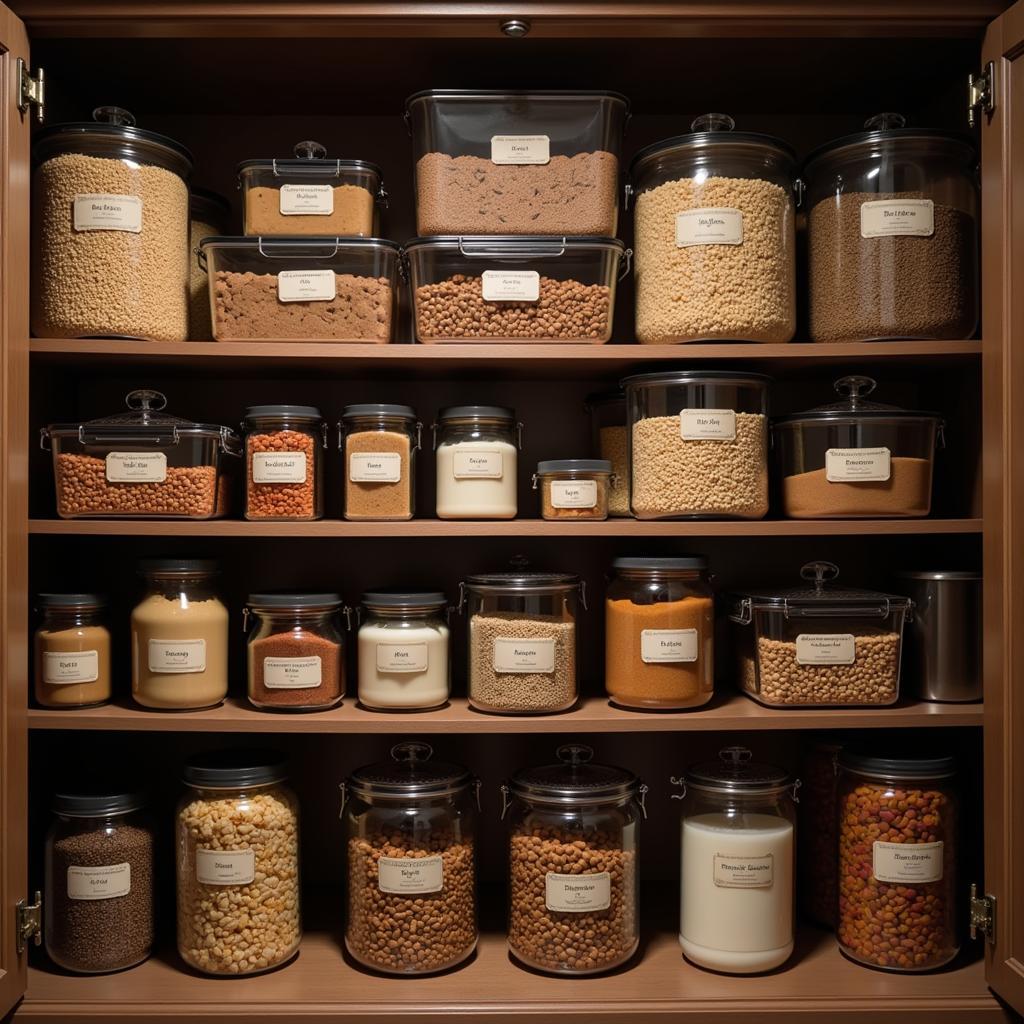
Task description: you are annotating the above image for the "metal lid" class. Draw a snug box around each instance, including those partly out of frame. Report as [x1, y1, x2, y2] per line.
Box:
[36, 593, 106, 609]
[44, 389, 233, 440]
[138, 558, 220, 577]
[348, 742, 470, 799]
[361, 591, 447, 609]
[686, 746, 790, 794]
[438, 405, 515, 422]
[612, 556, 707, 572]
[622, 369, 773, 389]
[895, 570, 981, 581]
[839, 749, 956, 781]
[341, 403, 417, 420]
[52, 787, 147, 818]
[237, 141, 382, 179]
[536, 459, 612, 474]
[736, 560, 911, 612]
[405, 89, 629, 111]
[247, 592, 342, 609]
[183, 749, 288, 789]
[244, 405, 322, 423]
[509, 744, 639, 803]
[465, 571, 579, 594]
[199, 236, 401, 255]
[773, 376, 942, 426]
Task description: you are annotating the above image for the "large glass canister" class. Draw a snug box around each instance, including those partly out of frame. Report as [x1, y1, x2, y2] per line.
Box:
[32, 106, 192, 342]
[629, 114, 797, 344]
[243, 405, 326, 521]
[340, 404, 421, 521]
[677, 747, 798, 973]
[502, 744, 646, 975]
[837, 751, 959, 971]
[34, 593, 111, 708]
[584, 390, 629, 516]
[804, 113, 979, 343]
[342, 742, 478, 974]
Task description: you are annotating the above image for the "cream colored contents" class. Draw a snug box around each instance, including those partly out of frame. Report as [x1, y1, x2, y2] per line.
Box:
[357, 620, 450, 710]
[34, 624, 111, 707]
[435, 440, 517, 519]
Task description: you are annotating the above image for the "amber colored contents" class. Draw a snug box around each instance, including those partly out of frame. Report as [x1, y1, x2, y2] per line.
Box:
[34, 623, 112, 708]
[244, 184, 375, 237]
[248, 629, 343, 710]
[782, 456, 932, 518]
[343, 430, 413, 521]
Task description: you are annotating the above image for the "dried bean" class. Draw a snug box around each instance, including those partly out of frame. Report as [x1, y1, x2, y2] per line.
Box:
[246, 430, 318, 520]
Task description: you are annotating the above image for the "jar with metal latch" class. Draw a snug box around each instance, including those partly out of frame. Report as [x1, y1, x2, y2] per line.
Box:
[340, 404, 422, 521]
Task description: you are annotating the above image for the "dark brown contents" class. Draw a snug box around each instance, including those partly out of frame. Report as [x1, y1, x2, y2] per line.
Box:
[246, 430, 318, 520]
[248, 629, 343, 708]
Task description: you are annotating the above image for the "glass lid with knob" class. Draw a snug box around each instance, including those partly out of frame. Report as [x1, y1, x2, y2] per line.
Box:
[774, 376, 944, 429]
[681, 746, 793, 796]
[505, 743, 645, 806]
[237, 139, 384, 183]
[347, 742, 472, 800]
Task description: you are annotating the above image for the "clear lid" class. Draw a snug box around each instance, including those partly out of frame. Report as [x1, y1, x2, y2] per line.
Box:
[622, 369, 772, 390]
[508, 744, 640, 804]
[536, 459, 612, 474]
[405, 89, 630, 113]
[237, 140, 384, 183]
[465, 571, 579, 595]
[685, 746, 791, 795]
[404, 236, 625, 259]
[774, 376, 942, 427]
[199, 236, 400, 257]
[895, 570, 981, 581]
[348, 742, 471, 799]
[183, 749, 288, 789]
[839, 749, 956, 781]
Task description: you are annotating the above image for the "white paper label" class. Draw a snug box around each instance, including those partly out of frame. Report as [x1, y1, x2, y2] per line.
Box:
[481, 270, 540, 302]
[550, 480, 597, 509]
[713, 853, 774, 889]
[640, 628, 698, 664]
[196, 848, 255, 886]
[795, 633, 856, 666]
[252, 452, 307, 484]
[263, 656, 322, 689]
[73, 194, 142, 233]
[67, 863, 131, 900]
[349, 452, 402, 483]
[148, 639, 206, 674]
[491, 134, 550, 165]
[676, 207, 743, 247]
[105, 452, 167, 483]
[378, 855, 444, 894]
[376, 642, 429, 674]
[493, 637, 555, 674]
[826, 447, 892, 483]
[43, 650, 99, 685]
[279, 183, 334, 216]
[545, 871, 611, 912]
[277, 269, 336, 302]
[453, 449, 503, 479]
[873, 841, 943, 884]
[860, 199, 935, 239]
[680, 408, 737, 441]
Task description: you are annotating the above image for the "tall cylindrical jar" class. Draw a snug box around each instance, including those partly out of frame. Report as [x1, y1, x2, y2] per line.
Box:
[678, 746, 798, 973]
[342, 742, 478, 974]
[176, 750, 301, 975]
[502, 744, 646, 975]
[243, 405, 326, 521]
[34, 593, 111, 708]
[340, 404, 421, 521]
[585, 390, 629, 517]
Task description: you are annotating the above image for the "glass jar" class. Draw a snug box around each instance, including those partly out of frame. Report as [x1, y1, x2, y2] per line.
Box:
[628, 113, 797, 344]
[357, 592, 450, 711]
[34, 593, 111, 708]
[798, 737, 842, 930]
[585, 390, 629, 517]
[605, 557, 714, 710]
[837, 751, 958, 971]
[189, 188, 230, 340]
[804, 113, 979, 343]
[243, 405, 326, 521]
[434, 406, 522, 520]
[501, 744, 646, 975]
[623, 370, 771, 520]
[461, 571, 583, 714]
[342, 742, 478, 974]
[677, 747, 798, 973]
[131, 559, 228, 710]
[340, 404, 421, 521]
[45, 788, 154, 973]
[245, 593, 347, 711]
[532, 459, 613, 521]
[177, 750, 301, 975]
[32, 106, 192, 342]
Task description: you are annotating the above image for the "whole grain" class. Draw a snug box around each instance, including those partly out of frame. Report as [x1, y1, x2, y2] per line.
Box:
[781, 457, 933, 518]
[344, 430, 413, 521]
[245, 184, 374, 237]
[598, 426, 630, 517]
[246, 430, 319, 520]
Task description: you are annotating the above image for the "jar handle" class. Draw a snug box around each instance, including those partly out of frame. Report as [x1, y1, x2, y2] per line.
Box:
[669, 776, 688, 800]
[791, 778, 802, 804]
[414, 421, 423, 452]
[557, 744, 593, 765]
[499, 783, 512, 820]
[338, 781, 348, 819]
[391, 741, 433, 763]
[638, 782, 649, 820]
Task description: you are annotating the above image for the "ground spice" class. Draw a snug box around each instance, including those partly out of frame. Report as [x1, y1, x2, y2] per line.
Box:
[781, 457, 932, 518]
[344, 430, 413, 521]
[248, 629, 343, 709]
[246, 429, 319, 520]
[244, 184, 375, 236]
[539, 474, 610, 520]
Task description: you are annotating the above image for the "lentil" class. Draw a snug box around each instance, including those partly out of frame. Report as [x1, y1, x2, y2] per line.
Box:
[344, 430, 413, 521]
[598, 426, 630, 517]
[245, 184, 374, 237]
[248, 630, 343, 710]
[782, 456, 933, 519]
[246, 430, 318, 520]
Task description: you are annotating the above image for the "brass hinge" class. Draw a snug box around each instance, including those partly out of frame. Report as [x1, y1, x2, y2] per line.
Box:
[16, 891, 42, 954]
[968, 62, 995, 129]
[16, 58, 44, 123]
[969, 883, 995, 943]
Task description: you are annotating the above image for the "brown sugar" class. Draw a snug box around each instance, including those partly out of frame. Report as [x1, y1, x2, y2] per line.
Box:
[781, 456, 932, 518]
[244, 184, 375, 237]
[344, 430, 413, 521]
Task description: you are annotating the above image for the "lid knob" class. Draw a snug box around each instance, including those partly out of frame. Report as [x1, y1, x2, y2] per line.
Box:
[294, 140, 327, 160]
[93, 106, 135, 127]
[125, 389, 167, 414]
[391, 741, 433, 764]
[719, 746, 752, 765]
[864, 112, 907, 131]
[834, 375, 877, 409]
[800, 560, 840, 592]
[556, 744, 594, 766]
[691, 112, 735, 134]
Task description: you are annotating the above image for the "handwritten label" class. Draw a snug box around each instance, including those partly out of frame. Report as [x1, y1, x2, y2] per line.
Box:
[860, 199, 935, 239]
[349, 452, 402, 483]
[640, 628, 698, 664]
[795, 633, 856, 666]
[252, 452, 307, 483]
[481, 270, 540, 302]
[105, 452, 167, 483]
[545, 871, 611, 912]
[550, 480, 597, 509]
[67, 863, 131, 900]
[148, 639, 207, 674]
[279, 183, 334, 215]
[378, 855, 444, 894]
[277, 269, 336, 302]
[676, 207, 743, 247]
[453, 449, 503, 479]
[493, 637, 555, 674]
[73, 194, 142, 232]
[713, 853, 774, 889]
[196, 848, 255, 885]
[680, 409, 737, 441]
[491, 135, 550, 165]
[826, 447, 891, 483]
[43, 650, 99, 685]
[376, 642, 429, 673]
[263, 656, 322, 689]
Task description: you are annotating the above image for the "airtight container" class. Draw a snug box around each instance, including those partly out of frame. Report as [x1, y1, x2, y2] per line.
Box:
[533, 459, 613, 521]
[198, 236, 400, 342]
[189, 189, 230, 339]
[585, 391, 629, 516]
[773, 376, 944, 519]
[340, 404, 421, 521]
[406, 90, 628, 236]
[35, 593, 111, 709]
[238, 141, 385, 238]
[406, 236, 628, 344]
[629, 114, 797, 344]
[243, 405, 326, 521]
[804, 113, 979, 343]
[40, 389, 240, 520]
[728, 560, 913, 707]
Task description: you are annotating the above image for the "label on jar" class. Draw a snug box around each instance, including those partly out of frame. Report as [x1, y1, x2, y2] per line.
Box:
[105, 452, 167, 483]
[196, 848, 255, 886]
[277, 269, 336, 303]
[640, 628, 698, 663]
[349, 452, 402, 483]
[713, 853, 774, 889]
[252, 451, 307, 484]
[676, 207, 743, 247]
[550, 480, 597, 508]
[453, 449, 503, 479]
[279, 183, 334, 215]
[43, 650, 99, 685]
[378, 855, 444, 894]
[545, 871, 611, 912]
[492, 637, 555, 674]
[860, 199, 935, 239]
[263, 656, 322, 689]
[795, 633, 856, 665]
[148, 639, 207, 674]
[680, 409, 737, 441]
[491, 134, 551, 165]
[73, 194, 143, 233]
[376, 642, 429, 673]
[825, 447, 892, 483]
[67, 863, 131, 900]
[872, 841, 943, 884]
[481, 270, 540, 302]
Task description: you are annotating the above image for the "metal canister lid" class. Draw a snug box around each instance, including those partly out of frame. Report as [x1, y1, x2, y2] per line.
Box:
[685, 746, 790, 794]
[37, 593, 107, 609]
[438, 405, 515, 422]
[52, 787, 147, 817]
[348, 742, 470, 799]
[361, 591, 447, 609]
[138, 558, 219, 577]
[465, 571, 579, 594]
[341, 404, 417, 420]
[612, 556, 707, 572]
[536, 459, 612, 474]
[247, 592, 342, 608]
[509, 744, 639, 804]
[839, 750, 956, 781]
[183, 750, 288, 789]
[244, 405, 323, 422]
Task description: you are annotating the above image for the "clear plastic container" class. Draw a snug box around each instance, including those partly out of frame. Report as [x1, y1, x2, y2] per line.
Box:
[585, 390, 629, 517]
[532, 459, 613, 521]
[243, 405, 326, 521]
[728, 560, 913, 707]
[199, 236, 400, 342]
[190, 189, 230, 340]
[41, 389, 240, 520]
[628, 114, 797, 344]
[405, 236, 629, 344]
[501, 744, 646, 975]
[342, 742, 478, 973]
[623, 370, 771, 520]
[405, 90, 628, 236]
[340, 404, 421, 521]
[34, 593, 111, 708]
[238, 141, 385, 237]
[773, 376, 944, 519]
[804, 114, 979, 343]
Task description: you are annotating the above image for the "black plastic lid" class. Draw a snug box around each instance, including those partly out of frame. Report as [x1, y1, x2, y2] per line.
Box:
[52, 787, 147, 817]
[622, 369, 773, 389]
[438, 405, 514, 422]
[686, 746, 790, 794]
[183, 749, 288, 789]
[509, 744, 639, 803]
[612, 556, 708, 572]
[361, 591, 447, 608]
[405, 89, 629, 111]
[536, 459, 612, 474]
[465, 571, 579, 593]
[773, 376, 942, 427]
[839, 750, 956, 781]
[341, 403, 417, 420]
[247, 592, 342, 609]
[348, 742, 470, 799]
[138, 558, 220, 576]
[244, 404, 322, 423]
[36, 593, 106, 609]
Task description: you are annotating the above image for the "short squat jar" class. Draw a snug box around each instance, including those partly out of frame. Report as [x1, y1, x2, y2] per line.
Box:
[45, 788, 154, 974]
[340, 404, 421, 521]
[34, 593, 111, 708]
[243, 405, 326, 521]
[342, 742, 478, 974]
[502, 744, 646, 975]
[533, 459, 613, 521]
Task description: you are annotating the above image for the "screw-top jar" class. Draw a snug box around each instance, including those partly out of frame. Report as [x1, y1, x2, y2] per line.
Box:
[340, 404, 421, 521]
[533, 459, 613, 521]
[243, 405, 326, 521]
[342, 742, 478, 974]
[585, 390, 629, 516]
[502, 744, 646, 975]
[34, 593, 111, 708]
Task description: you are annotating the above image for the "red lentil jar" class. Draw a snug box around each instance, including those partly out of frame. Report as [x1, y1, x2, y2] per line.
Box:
[837, 751, 958, 971]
